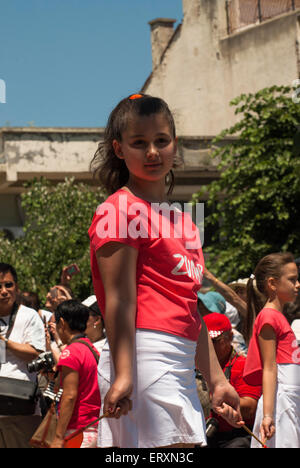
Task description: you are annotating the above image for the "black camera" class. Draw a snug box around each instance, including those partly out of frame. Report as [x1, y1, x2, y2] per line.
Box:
[27, 351, 55, 373]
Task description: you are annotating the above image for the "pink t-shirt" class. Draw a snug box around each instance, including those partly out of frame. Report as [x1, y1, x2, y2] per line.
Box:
[244, 308, 300, 386]
[89, 189, 204, 342]
[57, 338, 101, 430]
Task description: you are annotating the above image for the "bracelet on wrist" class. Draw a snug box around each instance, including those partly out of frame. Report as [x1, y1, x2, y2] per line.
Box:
[263, 414, 273, 419]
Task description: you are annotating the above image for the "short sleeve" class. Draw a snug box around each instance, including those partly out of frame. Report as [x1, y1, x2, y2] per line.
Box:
[256, 308, 282, 338]
[23, 310, 46, 352]
[57, 345, 81, 372]
[89, 191, 149, 253]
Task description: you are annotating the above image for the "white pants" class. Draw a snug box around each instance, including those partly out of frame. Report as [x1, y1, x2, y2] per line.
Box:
[97, 330, 206, 448]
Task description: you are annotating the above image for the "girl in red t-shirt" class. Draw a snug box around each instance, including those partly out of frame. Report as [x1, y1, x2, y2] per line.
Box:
[244, 252, 300, 448]
[89, 94, 244, 448]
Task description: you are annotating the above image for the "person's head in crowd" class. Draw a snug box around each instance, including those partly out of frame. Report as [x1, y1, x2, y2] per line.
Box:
[45, 284, 73, 312]
[54, 299, 89, 345]
[197, 291, 226, 317]
[228, 281, 248, 303]
[245, 252, 299, 343]
[203, 313, 233, 366]
[20, 291, 40, 311]
[0, 263, 19, 315]
[83, 295, 106, 343]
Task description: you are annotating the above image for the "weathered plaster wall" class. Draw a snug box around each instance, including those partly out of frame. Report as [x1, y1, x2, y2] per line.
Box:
[0, 128, 234, 232]
[0, 128, 104, 186]
[143, 0, 299, 136]
[0, 128, 104, 232]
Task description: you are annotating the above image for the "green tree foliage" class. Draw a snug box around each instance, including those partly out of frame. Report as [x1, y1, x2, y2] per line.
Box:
[0, 178, 106, 303]
[192, 85, 300, 281]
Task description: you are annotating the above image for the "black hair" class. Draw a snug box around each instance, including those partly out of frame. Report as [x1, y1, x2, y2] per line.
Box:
[55, 299, 90, 333]
[89, 301, 105, 329]
[90, 94, 178, 195]
[0, 263, 18, 284]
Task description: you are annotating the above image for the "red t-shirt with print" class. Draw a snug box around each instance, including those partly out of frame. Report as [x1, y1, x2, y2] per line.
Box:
[57, 338, 101, 430]
[244, 308, 300, 386]
[89, 189, 204, 342]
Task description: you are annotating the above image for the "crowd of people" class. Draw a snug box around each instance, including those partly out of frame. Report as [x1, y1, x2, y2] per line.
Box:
[0, 258, 299, 449]
[0, 262, 106, 448]
[1, 93, 300, 449]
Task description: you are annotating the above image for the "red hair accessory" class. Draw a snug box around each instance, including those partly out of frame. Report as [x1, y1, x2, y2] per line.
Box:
[129, 94, 143, 100]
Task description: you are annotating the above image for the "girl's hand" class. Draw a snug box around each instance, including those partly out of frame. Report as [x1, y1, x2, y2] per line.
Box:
[211, 381, 245, 428]
[103, 377, 133, 419]
[260, 415, 275, 443]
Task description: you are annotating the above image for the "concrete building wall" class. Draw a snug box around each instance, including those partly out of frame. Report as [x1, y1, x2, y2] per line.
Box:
[0, 128, 104, 235]
[0, 128, 104, 193]
[2, 0, 299, 234]
[0, 126, 235, 235]
[142, 0, 300, 136]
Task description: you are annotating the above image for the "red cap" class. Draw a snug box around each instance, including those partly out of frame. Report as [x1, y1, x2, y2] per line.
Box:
[203, 312, 232, 339]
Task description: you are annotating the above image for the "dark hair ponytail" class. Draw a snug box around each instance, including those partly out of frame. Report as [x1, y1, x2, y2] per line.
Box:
[244, 252, 295, 343]
[244, 276, 265, 344]
[90, 94, 178, 195]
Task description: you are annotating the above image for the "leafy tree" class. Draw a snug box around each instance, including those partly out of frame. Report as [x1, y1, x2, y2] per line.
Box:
[192, 85, 300, 281]
[0, 178, 106, 303]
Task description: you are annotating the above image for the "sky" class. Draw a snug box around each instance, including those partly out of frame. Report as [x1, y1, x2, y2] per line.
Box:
[0, 0, 183, 128]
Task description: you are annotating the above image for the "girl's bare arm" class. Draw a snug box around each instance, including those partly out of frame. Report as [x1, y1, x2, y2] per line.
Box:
[195, 316, 244, 428]
[258, 324, 277, 441]
[96, 242, 138, 417]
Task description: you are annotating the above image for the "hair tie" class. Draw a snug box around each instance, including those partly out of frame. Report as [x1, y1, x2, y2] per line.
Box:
[250, 274, 255, 280]
[129, 94, 143, 100]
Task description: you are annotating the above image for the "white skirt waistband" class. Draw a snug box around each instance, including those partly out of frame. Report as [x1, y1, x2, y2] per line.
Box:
[277, 364, 300, 387]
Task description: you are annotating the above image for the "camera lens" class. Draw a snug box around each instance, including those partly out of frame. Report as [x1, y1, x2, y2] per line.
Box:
[27, 352, 54, 373]
[27, 357, 41, 373]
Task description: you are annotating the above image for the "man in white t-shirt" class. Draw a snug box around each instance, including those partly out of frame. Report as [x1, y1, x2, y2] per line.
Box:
[0, 263, 46, 448]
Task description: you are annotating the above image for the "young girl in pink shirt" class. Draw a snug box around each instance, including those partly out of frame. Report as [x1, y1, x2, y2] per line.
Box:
[50, 300, 101, 448]
[89, 93, 244, 448]
[244, 252, 300, 448]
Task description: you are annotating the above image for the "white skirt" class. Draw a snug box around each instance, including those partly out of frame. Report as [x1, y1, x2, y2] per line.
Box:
[97, 329, 206, 448]
[251, 364, 300, 448]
